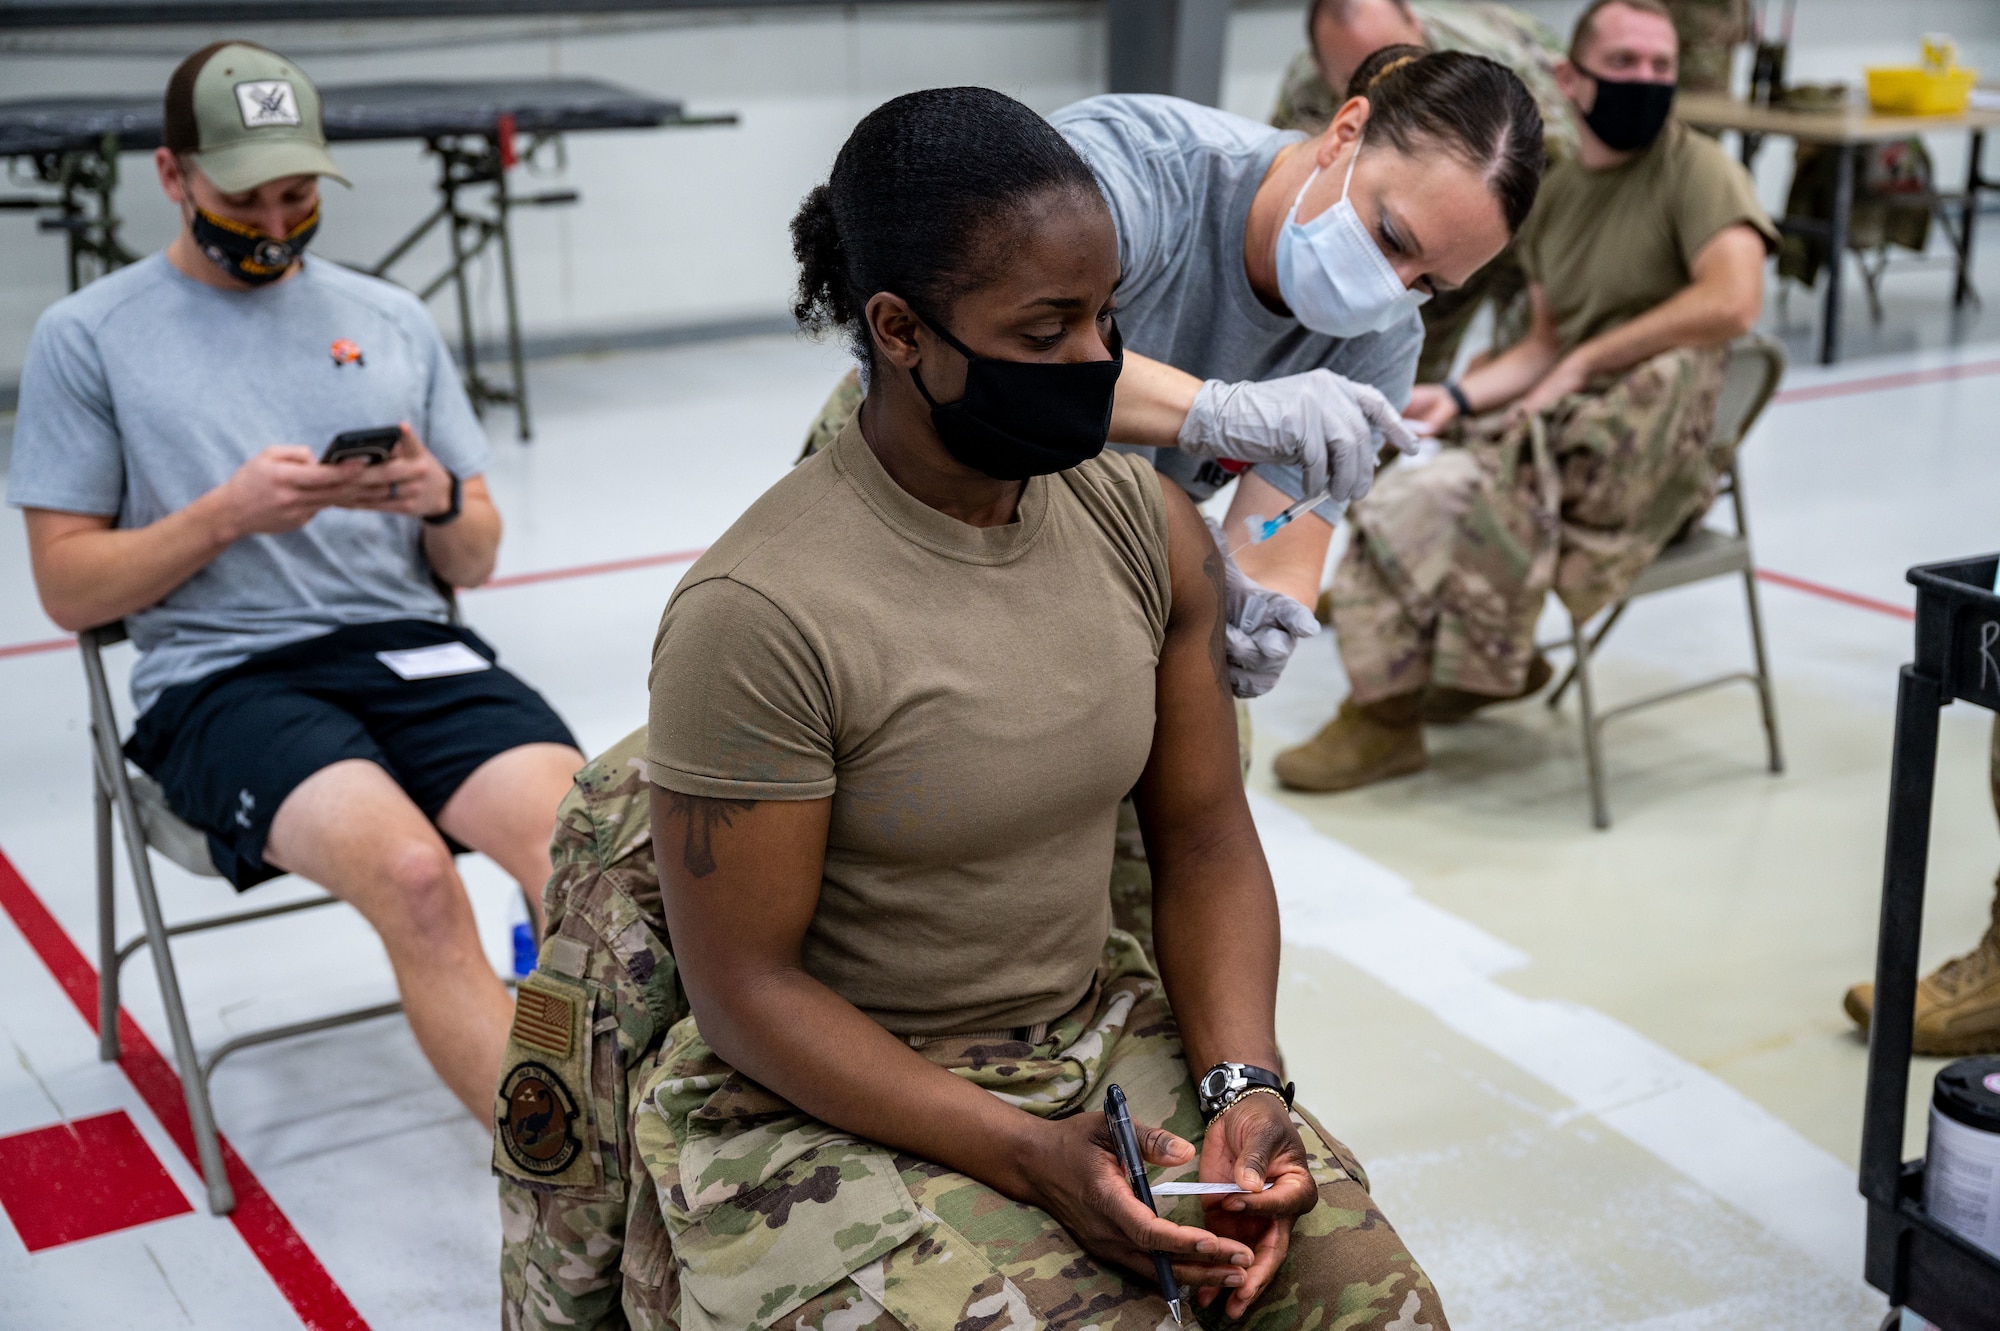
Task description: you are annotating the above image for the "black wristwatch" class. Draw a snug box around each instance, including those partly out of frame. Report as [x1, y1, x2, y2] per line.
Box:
[1197, 1063, 1295, 1123]
[1442, 379, 1475, 418]
[423, 470, 462, 526]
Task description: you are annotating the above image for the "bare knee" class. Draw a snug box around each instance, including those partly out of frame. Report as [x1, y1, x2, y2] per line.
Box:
[377, 837, 465, 938]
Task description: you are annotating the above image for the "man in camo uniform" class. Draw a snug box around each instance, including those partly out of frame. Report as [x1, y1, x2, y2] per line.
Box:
[1274, 0, 1775, 794]
[1270, 0, 1574, 384]
[498, 739, 1442, 1329]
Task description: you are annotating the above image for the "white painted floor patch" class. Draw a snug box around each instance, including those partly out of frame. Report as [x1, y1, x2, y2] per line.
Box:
[1252, 793, 1869, 1282]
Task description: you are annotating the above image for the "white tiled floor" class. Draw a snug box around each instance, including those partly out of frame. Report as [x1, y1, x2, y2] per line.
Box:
[3, 266, 2000, 1326]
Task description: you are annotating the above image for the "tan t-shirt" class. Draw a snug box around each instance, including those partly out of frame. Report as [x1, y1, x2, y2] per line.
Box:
[1518, 120, 1777, 352]
[647, 416, 1170, 1036]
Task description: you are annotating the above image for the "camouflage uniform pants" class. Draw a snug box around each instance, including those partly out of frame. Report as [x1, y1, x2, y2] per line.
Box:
[1331, 346, 1727, 702]
[637, 934, 1447, 1331]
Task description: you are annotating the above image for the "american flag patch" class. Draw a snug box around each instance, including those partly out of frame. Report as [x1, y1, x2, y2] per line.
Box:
[512, 987, 572, 1058]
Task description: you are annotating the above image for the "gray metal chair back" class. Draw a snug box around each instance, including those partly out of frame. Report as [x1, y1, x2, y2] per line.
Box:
[1547, 334, 1788, 827]
[81, 624, 404, 1215]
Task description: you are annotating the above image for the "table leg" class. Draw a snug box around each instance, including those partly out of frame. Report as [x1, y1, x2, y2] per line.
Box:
[442, 157, 483, 419]
[1738, 129, 1763, 172]
[1957, 129, 1984, 309]
[492, 166, 531, 442]
[1821, 142, 1854, 365]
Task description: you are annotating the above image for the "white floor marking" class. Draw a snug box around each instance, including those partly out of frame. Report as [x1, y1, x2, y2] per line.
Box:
[1251, 793, 1868, 1280]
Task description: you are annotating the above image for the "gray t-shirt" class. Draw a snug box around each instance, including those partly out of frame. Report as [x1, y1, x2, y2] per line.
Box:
[1052, 94, 1422, 517]
[8, 254, 490, 715]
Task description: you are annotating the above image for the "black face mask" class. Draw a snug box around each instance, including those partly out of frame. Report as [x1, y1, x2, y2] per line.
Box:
[907, 312, 1123, 482]
[189, 205, 318, 286]
[1578, 67, 1676, 152]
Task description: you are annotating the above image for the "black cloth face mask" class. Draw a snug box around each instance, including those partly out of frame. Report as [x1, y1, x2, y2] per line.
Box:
[1577, 67, 1676, 152]
[906, 311, 1123, 482]
[190, 205, 319, 286]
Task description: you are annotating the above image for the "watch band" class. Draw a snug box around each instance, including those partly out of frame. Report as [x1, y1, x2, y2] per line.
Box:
[1196, 1062, 1295, 1123]
[1216, 1086, 1289, 1120]
[423, 470, 462, 526]
[1443, 379, 1475, 418]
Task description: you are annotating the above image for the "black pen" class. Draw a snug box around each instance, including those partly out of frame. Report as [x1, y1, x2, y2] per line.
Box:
[1103, 1083, 1184, 1324]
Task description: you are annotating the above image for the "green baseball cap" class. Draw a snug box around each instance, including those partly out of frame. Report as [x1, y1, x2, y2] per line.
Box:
[163, 42, 349, 193]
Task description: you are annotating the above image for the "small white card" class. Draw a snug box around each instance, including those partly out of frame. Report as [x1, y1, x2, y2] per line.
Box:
[376, 642, 492, 680]
[1149, 1181, 1272, 1196]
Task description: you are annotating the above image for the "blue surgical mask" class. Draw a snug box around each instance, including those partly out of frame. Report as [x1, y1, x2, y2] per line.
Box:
[1274, 142, 1429, 338]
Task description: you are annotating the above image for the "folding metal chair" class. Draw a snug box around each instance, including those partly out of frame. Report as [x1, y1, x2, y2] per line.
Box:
[81, 622, 407, 1215]
[1546, 334, 1789, 829]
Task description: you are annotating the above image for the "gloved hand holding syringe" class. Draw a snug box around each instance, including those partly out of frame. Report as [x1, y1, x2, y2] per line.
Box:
[1229, 417, 1437, 555]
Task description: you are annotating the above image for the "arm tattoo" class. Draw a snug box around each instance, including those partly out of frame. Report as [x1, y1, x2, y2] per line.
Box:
[1200, 545, 1231, 699]
[663, 792, 760, 878]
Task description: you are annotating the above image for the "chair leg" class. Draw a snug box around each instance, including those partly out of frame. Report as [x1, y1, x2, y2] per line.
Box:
[115, 806, 235, 1214]
[1549, 601, 1628, 710]
[1570, 611, 1612, 829]
[94, 776, 119, 1062]
[1741, 567, 1785, 775]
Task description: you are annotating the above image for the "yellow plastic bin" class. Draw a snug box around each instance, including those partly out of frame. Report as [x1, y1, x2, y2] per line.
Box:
[1866, 65, 1977, 115]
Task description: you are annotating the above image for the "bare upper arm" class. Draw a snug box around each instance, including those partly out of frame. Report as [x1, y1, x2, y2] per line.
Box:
[650, 786, 832, 1007]
[1688, 223, 1767, 325]
[23, 506, 115, 551]
[1131, 481, 1254, 857]
[22, 507, 115, 590]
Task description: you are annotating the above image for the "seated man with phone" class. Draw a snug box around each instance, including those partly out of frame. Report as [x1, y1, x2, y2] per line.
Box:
[8, 41, 583, 1118]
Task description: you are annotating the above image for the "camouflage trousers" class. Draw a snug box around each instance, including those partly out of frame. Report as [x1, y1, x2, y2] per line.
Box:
[635, 933, 1447, 1331]
[1331, 346, 1727, 702]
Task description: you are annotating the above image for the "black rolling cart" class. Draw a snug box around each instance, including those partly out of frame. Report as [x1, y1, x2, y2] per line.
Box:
[1862, 554, 2000, 1330]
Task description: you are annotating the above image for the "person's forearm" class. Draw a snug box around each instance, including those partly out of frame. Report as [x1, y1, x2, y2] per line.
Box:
[1151, 825, 1284, 1079]
[1223, 472, 1331, 607]
[695, 965, 1050, 1199]
[419, 498, 501, 588]
[1109, 351, 1203, 447]
[1457, 333, 1562, 413]
[1567, 280, 1753, 382]
[25, 494, 240, 631]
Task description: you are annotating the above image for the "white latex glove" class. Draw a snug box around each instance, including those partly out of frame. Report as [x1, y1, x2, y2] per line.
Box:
[1205, 518, 1322, 698]
[1176, 369, 1421, 507]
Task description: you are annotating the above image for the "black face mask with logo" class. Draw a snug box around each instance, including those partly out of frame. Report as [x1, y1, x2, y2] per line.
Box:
[905, 312, 1124, 482]
[1578, 67, 1677, 152]
[189, 205, 319, 286]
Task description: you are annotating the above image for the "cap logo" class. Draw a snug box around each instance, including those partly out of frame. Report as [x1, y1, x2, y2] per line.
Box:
[235, 80, 301, 129]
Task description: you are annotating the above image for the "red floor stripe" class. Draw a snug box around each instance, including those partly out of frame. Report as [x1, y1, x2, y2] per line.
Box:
[1770, 356, 2000, 405]
[475, 545, 706, 592]
[0, 549, 1930, 662]
[0, 847, 368, 1331]
[0, 636, 75, 660]
[1756, 568, 1916, 621]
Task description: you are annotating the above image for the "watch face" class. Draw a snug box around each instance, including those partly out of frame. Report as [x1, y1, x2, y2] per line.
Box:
[1200, 1066, 1233, 1100]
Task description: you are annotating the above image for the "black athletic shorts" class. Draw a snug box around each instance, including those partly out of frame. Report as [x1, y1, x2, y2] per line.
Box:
[126, 619, 578, 891]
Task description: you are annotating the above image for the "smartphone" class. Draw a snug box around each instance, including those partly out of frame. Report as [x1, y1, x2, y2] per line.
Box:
[322, 426, 402, 466]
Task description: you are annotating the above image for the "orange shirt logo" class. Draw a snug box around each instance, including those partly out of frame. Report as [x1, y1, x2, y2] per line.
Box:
[330, 339, 364, 368]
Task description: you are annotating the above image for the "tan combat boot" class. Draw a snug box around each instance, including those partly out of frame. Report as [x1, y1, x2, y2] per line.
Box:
[1273, 693, 1425, 793]
[1845, 885, 2000, 1056]
[1422, 655, 1556, 725]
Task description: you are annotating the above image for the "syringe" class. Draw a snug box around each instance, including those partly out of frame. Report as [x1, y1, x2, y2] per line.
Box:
[1226, 419, 1436, 556]
[1230, 491, 1328, 555]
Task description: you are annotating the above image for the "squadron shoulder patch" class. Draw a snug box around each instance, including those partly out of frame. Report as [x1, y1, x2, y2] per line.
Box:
[499, 1061, 582, 1176]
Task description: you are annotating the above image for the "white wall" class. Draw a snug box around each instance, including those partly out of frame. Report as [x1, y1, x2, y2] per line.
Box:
[3, 0, 1999, 388]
